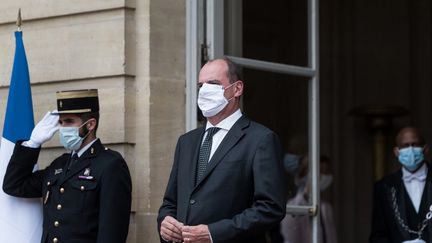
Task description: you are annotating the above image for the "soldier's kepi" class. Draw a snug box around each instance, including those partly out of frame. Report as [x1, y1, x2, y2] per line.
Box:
[53, 89, 99, 114]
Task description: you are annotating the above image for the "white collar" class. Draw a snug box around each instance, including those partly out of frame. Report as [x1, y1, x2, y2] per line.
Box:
[402, 162, 428, 180]
[205, 109, 242, 131]
[73, 138, 98, 157]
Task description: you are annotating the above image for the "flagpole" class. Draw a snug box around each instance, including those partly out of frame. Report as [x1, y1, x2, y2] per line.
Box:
[16, 8, 22, 32]
[0, 9, 42, 243]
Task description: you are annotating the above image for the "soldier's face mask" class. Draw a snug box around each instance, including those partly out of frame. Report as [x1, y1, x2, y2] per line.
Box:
[59, 120, 90, 151]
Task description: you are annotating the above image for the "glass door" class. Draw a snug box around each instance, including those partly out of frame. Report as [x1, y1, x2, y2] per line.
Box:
[186, 0, 321, 242]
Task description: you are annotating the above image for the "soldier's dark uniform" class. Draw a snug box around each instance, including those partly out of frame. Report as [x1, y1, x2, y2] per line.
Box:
[2, 89, 132, 243]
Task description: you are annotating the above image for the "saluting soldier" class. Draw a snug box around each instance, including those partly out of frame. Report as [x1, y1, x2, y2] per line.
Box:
[2, 89, 132, 243]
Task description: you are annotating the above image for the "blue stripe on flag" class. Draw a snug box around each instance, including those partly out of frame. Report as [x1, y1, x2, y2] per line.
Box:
[3, 31, 34, 143]
[0, 30, 42, 243]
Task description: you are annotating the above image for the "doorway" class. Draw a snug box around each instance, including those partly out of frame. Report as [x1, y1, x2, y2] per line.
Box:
[186, 0, 322, 242]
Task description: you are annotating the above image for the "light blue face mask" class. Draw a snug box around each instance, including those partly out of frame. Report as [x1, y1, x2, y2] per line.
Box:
[283, 153, 301, 174]
[398, 146, 424, 172]
[59, 120, 90, 151]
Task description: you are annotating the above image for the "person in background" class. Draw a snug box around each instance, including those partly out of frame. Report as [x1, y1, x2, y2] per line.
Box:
[370, 126, 431, 243]
[280, 155, 338, 243]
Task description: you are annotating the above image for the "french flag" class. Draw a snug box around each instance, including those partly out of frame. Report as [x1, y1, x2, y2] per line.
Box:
[0, 31, 43, 242]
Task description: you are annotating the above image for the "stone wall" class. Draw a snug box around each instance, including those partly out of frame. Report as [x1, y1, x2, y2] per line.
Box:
[0, 0, 186, 242]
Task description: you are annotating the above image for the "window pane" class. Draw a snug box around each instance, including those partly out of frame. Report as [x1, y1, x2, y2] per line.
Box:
[224, 0, 308, 67]
[241, 68, 312, 207]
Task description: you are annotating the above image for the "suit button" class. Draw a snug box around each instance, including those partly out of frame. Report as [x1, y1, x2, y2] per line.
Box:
[54, 221, 59, 227]
[47, 181, 51, 186]
[52, 237, 58, 243]
[80, 186, 85, 191]
[60, 188, 65, 194]
[189, 199, 196, 205]
[57, 204, 62, 210]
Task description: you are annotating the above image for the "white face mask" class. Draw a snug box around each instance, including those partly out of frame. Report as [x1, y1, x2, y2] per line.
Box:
[197, 83, 235, 117]
[320, 174, 333, 191]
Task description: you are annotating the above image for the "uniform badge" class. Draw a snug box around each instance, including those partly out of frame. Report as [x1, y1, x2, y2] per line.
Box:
[54, 168, 63, 175]
[79, 168, 94, 180]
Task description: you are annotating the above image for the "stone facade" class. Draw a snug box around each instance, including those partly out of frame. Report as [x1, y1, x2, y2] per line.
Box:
[0, 1, 186, 242]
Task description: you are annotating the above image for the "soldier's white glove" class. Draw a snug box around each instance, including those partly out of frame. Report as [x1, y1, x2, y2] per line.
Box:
[402, 240, 426, 243]
[24, 110, 59, 148]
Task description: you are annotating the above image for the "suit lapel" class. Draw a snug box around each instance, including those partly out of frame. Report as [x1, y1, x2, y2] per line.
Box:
[395, 173, 410, 239]
[396, 180, 410, 239]
[194, 116, 249, 189]
[59, 140, 102, 185]
[426, 164, 432, 240]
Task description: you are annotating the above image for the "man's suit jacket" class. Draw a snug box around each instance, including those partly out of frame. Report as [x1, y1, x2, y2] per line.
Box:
[158, 115, 288, 243]
[369, 163, 432, 243]
[3, 139, 132, 243]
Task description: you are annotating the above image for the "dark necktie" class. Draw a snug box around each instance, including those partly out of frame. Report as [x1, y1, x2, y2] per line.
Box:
[67, 153, 79, 171]
[196, 127, 220, 184]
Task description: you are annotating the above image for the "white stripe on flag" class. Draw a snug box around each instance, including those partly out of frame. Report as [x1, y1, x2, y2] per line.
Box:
[0, 138, 43, 243]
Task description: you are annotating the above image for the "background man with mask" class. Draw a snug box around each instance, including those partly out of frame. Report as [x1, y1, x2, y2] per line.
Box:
[2, 89, 132, 243]
[370, 126, 432, 243]
[280, 155, 338, 243]
[158, 57, 287, 243]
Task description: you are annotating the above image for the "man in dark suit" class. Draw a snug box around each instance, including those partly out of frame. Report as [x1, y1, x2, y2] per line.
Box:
[370, 126, 432, 243]
[158, 58, 287, 243]
[3, 89, 132, 243]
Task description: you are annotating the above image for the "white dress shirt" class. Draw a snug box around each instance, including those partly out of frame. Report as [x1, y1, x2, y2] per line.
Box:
[203, 109, 242, 162]
[402, 163, 428, 213]
[202, 109, 242, 242]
